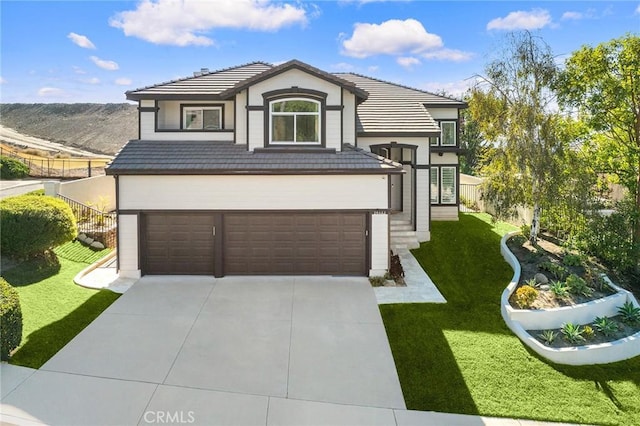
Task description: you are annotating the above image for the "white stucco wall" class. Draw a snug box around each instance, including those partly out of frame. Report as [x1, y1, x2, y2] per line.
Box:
[427, 108, 459, 120]
[58, 176, 116, 211]
[119, 175, 389, 210]
[235, 90, 247, 146]
[370, 212, 389, 275]
[118, 214, 140, 278]
[248, 69, 342, 105]
[342, 89, 356, 146]
[156, 100, 234, 130]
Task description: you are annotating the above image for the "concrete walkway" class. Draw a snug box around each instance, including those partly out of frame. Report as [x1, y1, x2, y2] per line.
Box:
[374, 248, 447, 304]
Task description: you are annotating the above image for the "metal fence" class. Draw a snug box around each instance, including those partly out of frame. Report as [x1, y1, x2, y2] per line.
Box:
[0, 146, 110, 179]
[58, 194, 117, 248]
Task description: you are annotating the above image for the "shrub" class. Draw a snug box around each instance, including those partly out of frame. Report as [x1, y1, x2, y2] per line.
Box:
[0, 195, 77, 258]
[549, 281, 569, 298]
[389, 251, 405, 282]
[369, 276, 385, 287]
[0, 278, 23, 360]
[562, 253, 582, 267]
[539, 330, 557, 345]
[593, 316, 618, 336]
[514, 285, 538, 308]
[561, 322, 585, 344]
[566, 274, 593, 297]
[539, 261, 568, 280]
[617, 302, 640, 324]
[524, 277, 539, 289]
[0, 156, 29, 180]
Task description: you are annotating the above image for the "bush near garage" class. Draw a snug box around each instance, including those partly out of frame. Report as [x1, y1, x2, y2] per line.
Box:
[0, 278, 23, 360]
[0, 156, 29, 180]
[0, 195, 77, 258]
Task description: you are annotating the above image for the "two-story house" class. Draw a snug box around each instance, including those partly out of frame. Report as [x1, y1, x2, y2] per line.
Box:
[106, 60, 466, 279]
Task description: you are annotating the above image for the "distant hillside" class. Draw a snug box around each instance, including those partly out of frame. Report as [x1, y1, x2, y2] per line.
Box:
[0, 103, 137, 155]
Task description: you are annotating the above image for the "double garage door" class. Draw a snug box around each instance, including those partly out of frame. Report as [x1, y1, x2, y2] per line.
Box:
[142, 212, 367, 276]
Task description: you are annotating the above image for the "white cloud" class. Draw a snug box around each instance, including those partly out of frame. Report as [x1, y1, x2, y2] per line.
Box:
[72, 66, 86, 74]
[487, 9, 552, 31]
[561, 11, 583, 20]
[341, 19, 442, 58]
[90, 56, 119, 71]
[38, 87, 65, 97]
[331, 62, 356, 72]
[397, 56, 421, 69]
[636, 4, 640, 15]
[110, 0, 308, 46]
[422, 78, 478, 98]
[0, 77, 6, 84]
[83, 77, 100, 84]
[422, 48, 473, 62]
[115, 77, 132, 86]
[67, 32, 96, 49]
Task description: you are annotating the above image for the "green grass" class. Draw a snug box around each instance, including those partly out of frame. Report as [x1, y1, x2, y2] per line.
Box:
[380, 213, 640, 425]
[2, 241, 120, 368]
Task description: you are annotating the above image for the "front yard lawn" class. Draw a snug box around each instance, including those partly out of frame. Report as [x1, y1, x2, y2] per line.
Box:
[380, 213, 640, 425]
[2, 241, 120, 368]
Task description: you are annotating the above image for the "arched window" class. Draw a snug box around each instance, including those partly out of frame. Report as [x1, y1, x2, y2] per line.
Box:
[269, 98, 320, 144]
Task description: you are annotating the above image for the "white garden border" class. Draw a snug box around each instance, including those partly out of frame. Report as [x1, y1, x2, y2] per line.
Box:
[500, 231, 640, 365]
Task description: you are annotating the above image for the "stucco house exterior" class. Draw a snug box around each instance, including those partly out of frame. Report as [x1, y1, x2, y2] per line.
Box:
[106, 60, 466, 279]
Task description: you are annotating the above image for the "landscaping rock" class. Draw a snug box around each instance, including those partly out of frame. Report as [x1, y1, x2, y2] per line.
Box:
[539, 284, 550, 291]
[535, 273, 549, 285]
[77, 233, 87, 241]
[84, 237, 94, 245]
[90, 241, 105, 250]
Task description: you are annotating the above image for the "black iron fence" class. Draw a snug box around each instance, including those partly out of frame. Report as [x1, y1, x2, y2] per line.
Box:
[57, 194, 117, 248]
[0, 146, 110, 179]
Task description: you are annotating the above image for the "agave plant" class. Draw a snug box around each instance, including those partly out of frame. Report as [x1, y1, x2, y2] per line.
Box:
[549, 281, 569, 298]
[617, 302, 640, 324]
[561, 322, 585, 344]
[592, 316, 619, 337]
[539, 330, 557, 345]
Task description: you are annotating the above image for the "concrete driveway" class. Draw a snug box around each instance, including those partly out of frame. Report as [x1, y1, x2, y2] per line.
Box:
[1, 276, 407, 425]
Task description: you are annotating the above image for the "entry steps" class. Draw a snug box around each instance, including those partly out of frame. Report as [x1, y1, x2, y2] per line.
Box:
[390, 218, 420, 250]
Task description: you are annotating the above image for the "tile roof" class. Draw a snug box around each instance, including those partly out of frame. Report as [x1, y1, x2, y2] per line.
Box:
[219, 60, 368, 100]
[105, 140, 403, 175]
[335, 73, 467, 135]
[126, 62, 272, 100]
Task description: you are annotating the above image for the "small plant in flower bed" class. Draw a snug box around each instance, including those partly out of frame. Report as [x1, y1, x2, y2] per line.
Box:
[514, 285, 539, 308]
[562, 253, 583, 267]
[538, 261, 569, 280]
[583, 325, 595, 340]
[561, 322, 585, 344]
[524, 277, 540, 289]
[617, 302, 640, 324]
[549, 281, 569, 298]
[592, 316, 619, 337]
[584, 267, 609, 292]
[539, 330, 557, 345]
[566, 274, 593, 297]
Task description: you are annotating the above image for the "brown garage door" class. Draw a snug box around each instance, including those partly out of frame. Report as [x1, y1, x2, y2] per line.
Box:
[143, 213, 215, 275]
[224, 212, 367, 275]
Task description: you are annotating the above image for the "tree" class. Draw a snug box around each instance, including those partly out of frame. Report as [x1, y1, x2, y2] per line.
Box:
[555, 34, 640, 246]
[470, 31, 564, 244]
[459, 107, 485, 175]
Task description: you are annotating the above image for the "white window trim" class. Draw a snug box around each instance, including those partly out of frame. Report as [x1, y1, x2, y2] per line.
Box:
[182, 106, 222, 130]
[269, 98, 321, 145]
[440, 121, 457, 146]
[430, 167, 439, 204]
[430, 166, 457, 205]
[440, 166, 457, 204]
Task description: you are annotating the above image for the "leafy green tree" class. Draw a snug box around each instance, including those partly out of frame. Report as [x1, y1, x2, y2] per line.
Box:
[555, 34, 640, 245]
[470, 32, 564, 244]
[459, 107, 485, 175]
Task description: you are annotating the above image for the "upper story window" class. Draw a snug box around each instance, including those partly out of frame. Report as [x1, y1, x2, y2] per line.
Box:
[270, 98, 320, 144]
[182, 106, 222, 130]
[430, 121, 457, 146]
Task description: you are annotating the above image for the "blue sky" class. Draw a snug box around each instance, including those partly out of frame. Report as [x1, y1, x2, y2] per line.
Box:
[1, 1, 639, 103]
